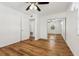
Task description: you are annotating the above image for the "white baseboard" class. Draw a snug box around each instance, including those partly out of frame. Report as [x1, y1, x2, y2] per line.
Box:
[65, 40, 76, 56]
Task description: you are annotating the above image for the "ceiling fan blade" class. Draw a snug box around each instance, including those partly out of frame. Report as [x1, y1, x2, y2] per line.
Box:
[26, 5, 31, 10]
[35, 5, 41, 11]
[38, 2, 49, 4]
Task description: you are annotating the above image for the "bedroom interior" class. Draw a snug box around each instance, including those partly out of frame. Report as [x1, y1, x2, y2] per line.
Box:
[0, 2, 78, 56]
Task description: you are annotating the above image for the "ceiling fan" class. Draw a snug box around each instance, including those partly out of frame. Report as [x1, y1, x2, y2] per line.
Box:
[26, 2, 49, 11]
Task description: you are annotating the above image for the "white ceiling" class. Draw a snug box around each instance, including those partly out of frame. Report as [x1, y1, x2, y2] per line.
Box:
[0, 2, 72, 16]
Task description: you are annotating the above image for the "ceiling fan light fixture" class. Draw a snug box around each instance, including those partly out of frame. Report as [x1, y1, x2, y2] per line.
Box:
[26, 2, 49, 11]
[30, 3, 37, 10]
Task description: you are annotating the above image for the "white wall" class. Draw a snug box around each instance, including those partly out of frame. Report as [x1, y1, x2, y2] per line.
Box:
[66, 11, 79, 56]
[48, 20, 62, 34]
[39, 17, 48, 39]
[0, 4, 29, 47]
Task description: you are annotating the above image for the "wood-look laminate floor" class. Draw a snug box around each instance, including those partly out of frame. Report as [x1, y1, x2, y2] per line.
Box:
[0, 34, 73, 56]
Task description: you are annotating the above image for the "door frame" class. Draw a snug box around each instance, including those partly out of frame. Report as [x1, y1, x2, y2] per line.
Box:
[47, 17, 66, 40]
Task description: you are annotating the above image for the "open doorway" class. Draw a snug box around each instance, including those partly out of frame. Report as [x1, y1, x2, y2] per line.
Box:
[47, 17, 66, 40]
[29, 18, 35, 40]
